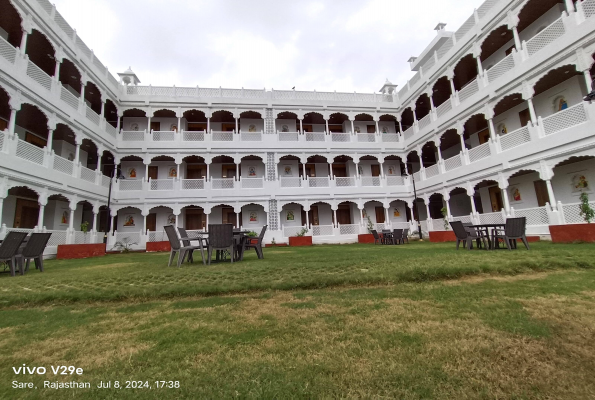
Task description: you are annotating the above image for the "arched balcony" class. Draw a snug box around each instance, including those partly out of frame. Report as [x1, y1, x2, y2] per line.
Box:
[453, 54, 479, 103]
[420, 142, 439, 179]
[58, 59, 82, 98]
[406, 151, 421, 182]
[328, 113, 350, 142]
[302, 112, 326, 141]
[432, 77, 453, 118]
[26, 29, 56, 81]
[147, 155, 177, 191]
[239, 111, 263, 141]
[336, 201, 360, 234]
[241, 203, 267, 232]
[211, 155, 237, 189]
[359, 156, 382, 187]
[118, 156, 144, 191]
[182, 109, 207, 141]
[181, 156, 206, 190]
[275, 111, 299, 140]
[0, 86, 10, 131]
[473, 180, 506, 223]
[400, 107, 415, 139]
[83, 81, 102, 115]
[414, 94, 432, 129]
[278, 155, 302, 188]
[332, 155, 356, 187]
[0, 0, 23, 48]
[440, 129, 464, 171]
[480, 25, 516, 83]
[280, 202, 306, 237]
[384, 156, 405, 186]
[305, 155, 330, 188]
[463, 114, 492, 163]
[211, 110, 235, 141]
[240, 155, 265, 189]
[447, 187, 474, 224]
[210, 204, 239, 227]
[3, 186, 40, 229]
[15, 103, 49, 150]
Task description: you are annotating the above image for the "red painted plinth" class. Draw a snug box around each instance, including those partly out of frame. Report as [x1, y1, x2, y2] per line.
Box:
[289, 236, 313, 246]
[57, 244, 106, 260]
[550, 224, 595, 243]
[146, 241, 171, 252]
[429, 231, 457, 242]
[358, 234, 375, 244]
[265, 243, 288, 247]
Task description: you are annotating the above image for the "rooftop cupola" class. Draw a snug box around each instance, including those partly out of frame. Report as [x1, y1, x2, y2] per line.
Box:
[379, 79, 398, 95]
[118, 67, 141, 86]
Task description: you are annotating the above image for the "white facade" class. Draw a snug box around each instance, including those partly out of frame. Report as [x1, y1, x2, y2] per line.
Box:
[1, 0, 595, 254]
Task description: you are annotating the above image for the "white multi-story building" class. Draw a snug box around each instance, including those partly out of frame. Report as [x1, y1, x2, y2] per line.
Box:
[1, 0, 595, 253]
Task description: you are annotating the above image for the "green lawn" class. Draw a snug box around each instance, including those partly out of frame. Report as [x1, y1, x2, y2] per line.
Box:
[2, 242, 595, 399]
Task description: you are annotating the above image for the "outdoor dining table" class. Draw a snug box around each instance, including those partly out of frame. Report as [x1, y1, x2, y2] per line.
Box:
[468, 224, 505, 250]
[186, 230, 251, 261]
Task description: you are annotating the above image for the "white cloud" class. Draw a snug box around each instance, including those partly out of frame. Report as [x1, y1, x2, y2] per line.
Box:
[51, 0, 486, 93]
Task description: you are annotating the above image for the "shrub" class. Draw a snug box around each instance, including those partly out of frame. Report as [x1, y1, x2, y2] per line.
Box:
[295, 227, 309, 237]
[579, 192, 594, 223]
[111, 237, 138, 253]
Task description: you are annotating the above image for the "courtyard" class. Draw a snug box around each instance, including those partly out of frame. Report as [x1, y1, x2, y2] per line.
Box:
[2, 242, 595, 399]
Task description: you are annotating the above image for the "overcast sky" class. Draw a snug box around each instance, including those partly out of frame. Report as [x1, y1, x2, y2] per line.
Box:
[51, 0, 485, 93]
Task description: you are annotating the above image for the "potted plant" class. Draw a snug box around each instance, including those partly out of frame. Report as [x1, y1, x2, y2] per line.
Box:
[358, 216, 376, 244]
[80, 221, 90, 244]
[551, 192, 595, 243]
[289, 227, 312, 246]
[111, 237, 138, 253]
[265, 237, 288, 247]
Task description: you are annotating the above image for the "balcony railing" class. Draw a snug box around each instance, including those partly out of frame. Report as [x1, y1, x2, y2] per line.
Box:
[436, 99, 452, 118]
[308, 177, 330, 187]
[211, 178, 235, 189]
[444, 154, 462, 171]
[212, 131, 234, 142]
[16, 139, 44, 165]
[279, 131, 299, 142]
[241, 177, 264, 189]
[240, 131, 262, 142]
[152, 131, 175, 142]
[306, 132, 326, 142]
[181, 178, 205, 190]
[458, 78, 479, 103]
[183, 130, 205, 141]
[525, 16, 565, 57]
[0, 36, 16, 64]
[468, 142, 491, 163]
[312, 225, 334, 236]
[381, 134, 399, 142]
[331, 133, 351, 142]
[339, 224, 360, 235]
[425, 164, 440, 179]
[283, 226, 305, 237]
[280, 177, 301, 188]
[86, 106, 100, 125]
[60, 87, 79, 109]
[386, 176, 405, 186]
[335, 177, 356, 187]
[499, 126, 530, 151]
[80, 166, 96, 183]
[121, 130, 145, 141]
[26, 61, 52, 91]
[487, 53, 515, 83]
[418, 114, 431, 130]
[361, 176, 381, 187]
[150, 179, 174, 191]
[542, 103, 587, 136]
[119, 180, 143, 191]
[357, 133, 376, 143]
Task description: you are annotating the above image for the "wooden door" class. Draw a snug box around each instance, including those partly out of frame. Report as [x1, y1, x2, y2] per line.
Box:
[148, 166, 158, 180]
[186, 209, 204, 230]
[222, 207, 237, 227]
[488, 186, 504, 212]
[301, 209, 308, 227]
[0, 118, 7, 131]
[534, 180, 550, 207]
[328, 125, 343, 133]
[337, 205, 351, 224]
[146, 213, 157, 231]
[371, 165, 381, 177]
[222, 165, 236, 179]
[375, 207, 385, 224]
[222, 123, 235, 132]
[505, 45, 515, 56]
[150, 121, 161, 132]
[305, 164, 316, 177]
[309, 206, 319, 226]
[333, 164, 347, 178]
[367, 125, 376, 133]
[302, 124, 313, 133]
[187, 123, 207, 131]
[478, 129, 490, 144]
[25, 132, 47, 148]
[14, 199, 39, 228]
[186, 165, 205, 179]
[519, 109, 531, 127]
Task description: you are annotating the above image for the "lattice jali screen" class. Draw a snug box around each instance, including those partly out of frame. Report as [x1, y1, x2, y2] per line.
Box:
[455, 14, 476, 41]
[514, 207, 549, 226]
[336, 177, 355, 187]
[331, 133, 351, 142]
[583, 0, 595, 18]
[425, 164, 440, 179]
[487, 53, 515, 83]
[80, 166, 96, 183]
[500, 126, 530, 151]
[61, 87, 79, 109]
[152, 131, 175, 141]
[279, 132, 298, 141]
[269, 200, 278, 230]
[280, 178, 301, 188]
[430, 218, 447, 231]
[362, 177, 380, 187]
[308, 177, 329, 188]
[418, 114, 431, 130]
[458, 79, 479, 103]
[339, 224, 359, 235]
[27, 61, 51, 90]
[357, 134, 376, 142]
[469, 142, 491, 163]
[211, 179, 235, 189]
[46, 230, 68, 247]
[436, 40, 453, 60]
[266, 152, 276, 181]
[74, 231, 93, 244]
[386, 176, 405, 186]
[148, 231, 165, 242]
[306, 133, 325, 142]
[212, 131, 233, 141]
[382, 134, 399, 142]
[241, 178, 264, 189]
[445, 155, 462, 171]
[563, 201, 595, 224]
[241, 132, 262, 142]
[0, 131, 4, 152]
[543, 104, 587, 136]
[452, 215, 472, 223]
[183, 131, 204, 141]
[0, 36, 16, 64]
[181, 179, 204, 190]
[526, 17, 565, 56]
[436, 99, 452, 118]
[403, 127, 414, 141]
[264, 108, 275, 134]
[86, 106, 100, 125]
[479, 212, 504, 224]
[150, 179, 173, 191]
[313, 225, 334, 236]
[53, 156, 74, 175]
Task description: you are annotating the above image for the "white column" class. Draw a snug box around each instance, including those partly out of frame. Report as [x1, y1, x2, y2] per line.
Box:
[100, 101, 105, 118]
[175, 213, 180, 228]
[379, 162, 385, 178]
[398, 120, 403, 135]
[305, 209, 310, 228]
[236, 212, 239, 228]
[206, 213, 210, 227]
[110, 214, 116, 233]
[384, 207, 390, 225]
[448, 78, 456, 96]
[360, 207, 365, 226]
[375, 120, 379, 134]
[475, 56, 483, 76]
[584, 70, 593, 92]
[299, 118, 303, 133]
[69, 208, 75, 230]
[333, 209, 338, 227]
[116, 114, 121, 132]
[329, 163, 334, 179]
[425, 202, 431, 220]
[350, 119, 355, 134]
[147, 116, 152, 132]
[501, 186, 511, 214]
[527, 98, 538, 126]
[437, 146, 443, 162]
[355, 162, 360, 178]
[512, 26, 522, 51]
[46, 128, 55, 153]
[302, 163, 307, 179]
[53, 59, 61, 79]
[145, 164, 149, 181]
[92, 211, 98, 231]
[470, 195, 477, 214]
[0, 198, 3, 225]
[445, 198, 452, 219]
[325, 118, 329, 133]
[19, 30, 28, 55]
[545, 180, 557, 208]
[177, 116, 182, 132]
[459, 133, 466, 151]
[487, 118, 496, 141]
[37, 205, 45, 228]
[8, 107, 17, 137]
[236, 163, 240, 180]
[206, 163, 210, 181]
[235, 117, 239, 133]
[177, 162, 181, 179]
[143, 214, 147, 233]
[207, 117, 210, 133]
[74, 141, 81, 165]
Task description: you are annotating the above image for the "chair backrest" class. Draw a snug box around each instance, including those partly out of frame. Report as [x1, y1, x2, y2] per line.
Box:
[371, 230, 379, 239]
[382, 229, 390, 234]
[177, 227, 191, 247]
[258, 225, 268, 240]
[393, 229, 403, 239]
[402, 229, 408, 238]
[0, 231, 28, 259]
[21, 233, 52, 258]
[462, 222, 473, 227]
[505, 217, 526, 237]
[450, 221, 469, 240]
[208, 224, 234, 248]
[164, 225, 181, 250]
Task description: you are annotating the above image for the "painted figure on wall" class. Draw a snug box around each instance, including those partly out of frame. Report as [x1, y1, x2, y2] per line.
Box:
[61, 211, 68, 225]
[573, 174, 589, 191]
[168, 167, 177, 178]
[167, 214, 176, 225]
[249, 211, 258, 223]
[128, 168, 137, 178]
[171, 125, 178, 132]
[286, 210, 295, 221]
[248, 166, 257, 177]
[381, 126, 389, 134]
[557, 97, 568, 111]
[131, 123, 139, 131]
[497, 123, 507, 135]
[284, 165, 292, 177]
[249, 124, 256, 132]
[354, 126, 361, 133]
[124, 215, 135, 227]
[511, 187, 521, 202]
[393, 208, 400, 217]
[282, 125, 289, 132]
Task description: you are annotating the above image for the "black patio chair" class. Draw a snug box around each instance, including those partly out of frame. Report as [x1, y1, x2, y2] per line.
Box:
[18, 233, 52, 273]
[244, 225, 267, 259]
[178, 227, 206, 265]
[451, 221, 486, 250]
[401, 229, 409, 244]
[492, 217, 529, 250]
[207, 224, 235, 265]
[0, 231, 28, 276]
[371, 230, 383, 245]
[391, 229, 403, 245]
[164, 225, 202, 267]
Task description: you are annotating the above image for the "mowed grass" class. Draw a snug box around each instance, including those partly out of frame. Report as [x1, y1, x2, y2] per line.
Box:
[2, 242, 595, 399]
[0, 242, 594, 306]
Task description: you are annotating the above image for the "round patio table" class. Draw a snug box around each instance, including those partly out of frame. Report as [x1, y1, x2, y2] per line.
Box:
[468, 224, 505, 250]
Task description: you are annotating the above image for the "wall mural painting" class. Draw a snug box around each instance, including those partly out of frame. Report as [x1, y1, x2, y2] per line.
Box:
[387, 165, 397, 175]
[282, 125, 289, 132]
[123, 214, 135, 227]
[168, 167, 177, 178]
[286, 210, 295, 221]
[393, 208, 401, 217]
[249, 211, 258, 223]
[381, 126, 389, 134]
[128, 168, 137, 179]
[60, 209, 69, 225]
[248, 166, 257, 177]
[572, 172, 590, 193]
[553, 95, 568, 112]
[248, 124, 256, 132]
[510, 186, 522, 202]
[167, 214, 176, 224]
[283, 165, 293, 177]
